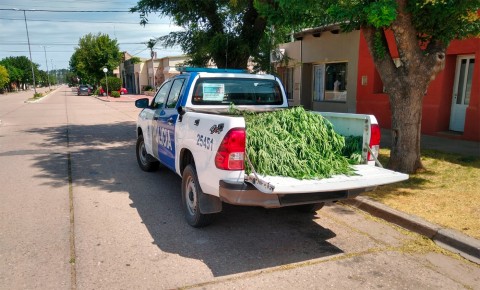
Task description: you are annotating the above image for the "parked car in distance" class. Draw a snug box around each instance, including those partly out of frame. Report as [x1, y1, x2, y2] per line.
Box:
[99, 87, 128, 96]
[77, 85, 92, 96]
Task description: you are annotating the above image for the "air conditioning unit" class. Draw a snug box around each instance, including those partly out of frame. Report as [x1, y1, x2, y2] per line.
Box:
[270, 48, 285, 63]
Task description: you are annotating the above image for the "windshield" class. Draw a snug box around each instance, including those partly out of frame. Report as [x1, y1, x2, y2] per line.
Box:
[192, 78, 284, 105]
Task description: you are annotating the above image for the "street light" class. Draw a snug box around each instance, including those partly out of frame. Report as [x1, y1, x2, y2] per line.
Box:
[103, 67, 108, 98]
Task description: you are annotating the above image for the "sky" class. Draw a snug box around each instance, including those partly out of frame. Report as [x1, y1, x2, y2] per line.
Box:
[0, 0, 184, 71]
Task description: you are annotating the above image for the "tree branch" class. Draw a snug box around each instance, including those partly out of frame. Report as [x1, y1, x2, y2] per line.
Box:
[362, 27, 398, 86]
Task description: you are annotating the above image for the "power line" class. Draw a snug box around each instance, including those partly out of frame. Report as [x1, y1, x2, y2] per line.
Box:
[1, 50, 74, 52]
[0, 42, 164, 45]
[0, 8, 133, 12]
[0, 17, 170, 25]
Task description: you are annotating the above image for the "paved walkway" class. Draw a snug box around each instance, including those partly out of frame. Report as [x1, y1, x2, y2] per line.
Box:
[381, 129, 480, 157]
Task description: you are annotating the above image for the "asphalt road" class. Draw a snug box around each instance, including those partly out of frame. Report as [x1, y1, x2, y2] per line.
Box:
[1, 86, 479, 289]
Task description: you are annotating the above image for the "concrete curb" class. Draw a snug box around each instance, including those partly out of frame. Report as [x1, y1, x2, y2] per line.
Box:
[24, 86, 61, 103]
[93, 95, 151, 103]
[343, 196, 480, 264]
[94, 96, 133, 103]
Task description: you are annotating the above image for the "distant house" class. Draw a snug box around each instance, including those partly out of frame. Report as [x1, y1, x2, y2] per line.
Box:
[277, 26, 479, 141]
[119, 52, 189, 95]
[120, 53, 149, 95]
[154, 55, 189, 86]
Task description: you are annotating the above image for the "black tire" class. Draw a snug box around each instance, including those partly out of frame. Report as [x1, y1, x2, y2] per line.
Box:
[136, 135, 159, 172]
[181, 165, 214, 227]
[294, 202, 325, 213]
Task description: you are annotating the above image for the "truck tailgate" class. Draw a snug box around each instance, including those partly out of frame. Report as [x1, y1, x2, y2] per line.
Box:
[247, 165, 408, 194]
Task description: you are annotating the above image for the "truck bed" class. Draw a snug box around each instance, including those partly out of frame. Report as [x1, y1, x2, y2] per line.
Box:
[247, 165, 408, 194]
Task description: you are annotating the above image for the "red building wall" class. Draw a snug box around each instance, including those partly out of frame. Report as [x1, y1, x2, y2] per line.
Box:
[356, 32, 480, 141]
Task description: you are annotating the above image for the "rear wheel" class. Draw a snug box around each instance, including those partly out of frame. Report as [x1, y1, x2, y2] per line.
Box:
[136, 135, 159, 172]
[294, 202, 325, 213]
[182, 165, 214, 227]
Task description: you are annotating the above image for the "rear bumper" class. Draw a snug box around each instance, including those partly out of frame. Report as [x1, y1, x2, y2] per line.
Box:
[219, 180, 367, 208]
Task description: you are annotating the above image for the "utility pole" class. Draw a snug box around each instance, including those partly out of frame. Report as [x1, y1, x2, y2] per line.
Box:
[18, 9, 37, 94]
[43, 46, 51, 90]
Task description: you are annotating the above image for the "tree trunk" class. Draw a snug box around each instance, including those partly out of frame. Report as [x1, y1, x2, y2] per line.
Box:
[361, 1, 447, 174]
[388, 88, 425, 172]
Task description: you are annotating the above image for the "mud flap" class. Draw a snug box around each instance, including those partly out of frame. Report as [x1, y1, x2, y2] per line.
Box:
[198, 191, 222, 214]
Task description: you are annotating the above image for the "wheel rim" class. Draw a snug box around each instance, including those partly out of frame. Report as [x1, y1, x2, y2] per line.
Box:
[138, 140, 148, 165]
[185, 175, 197, 216]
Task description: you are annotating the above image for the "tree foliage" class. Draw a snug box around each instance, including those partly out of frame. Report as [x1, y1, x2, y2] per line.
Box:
[0, 65, 10, 90]
[101, 76, 122, 92]
[131, 0, 268, 69]
[0, 65, 10, 92]
[0, 56, 42, 90]
[69, 33, 121, 85]
[130, 56, 142, 64]
[258, 0, 479, 173]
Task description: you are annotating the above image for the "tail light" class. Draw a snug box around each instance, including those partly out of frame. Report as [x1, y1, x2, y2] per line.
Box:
[368, 124, 381, 161]
[215, 128, 245, 170]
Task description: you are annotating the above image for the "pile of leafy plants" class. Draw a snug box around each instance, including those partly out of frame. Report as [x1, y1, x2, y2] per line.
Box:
[241, 106, 362, 179]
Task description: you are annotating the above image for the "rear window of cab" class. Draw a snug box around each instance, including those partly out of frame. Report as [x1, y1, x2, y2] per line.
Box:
[191, 78, 284, 105]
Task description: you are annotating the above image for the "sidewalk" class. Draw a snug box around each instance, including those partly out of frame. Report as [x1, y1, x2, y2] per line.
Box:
[346, 129, 480, 264]
[381, 129, 480, 157]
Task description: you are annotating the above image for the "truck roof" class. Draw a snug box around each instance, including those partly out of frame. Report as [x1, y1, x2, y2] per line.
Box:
[177, 67, 277, 80]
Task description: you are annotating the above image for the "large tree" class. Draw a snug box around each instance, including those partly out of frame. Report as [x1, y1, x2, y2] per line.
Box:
[131, 0, 268, 69]
[0, 56, 40, 90]
[258, 0, 479, 173]
[69, 33, 121, 85]
[0, 65, 9, 91]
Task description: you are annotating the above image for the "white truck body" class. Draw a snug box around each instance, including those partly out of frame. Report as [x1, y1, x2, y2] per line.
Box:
[135, 68, 408, 226]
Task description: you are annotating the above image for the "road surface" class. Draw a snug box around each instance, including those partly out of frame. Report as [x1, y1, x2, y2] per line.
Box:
[0, 86, 479, 289]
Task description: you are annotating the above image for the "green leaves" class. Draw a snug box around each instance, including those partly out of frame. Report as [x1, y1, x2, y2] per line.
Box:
[408, 0, 480, 46]
[364, 0, 397, 28]
[69, 33, 121, 85]
[244, 106, 357, 179]
[132, 0, 267, 69]
[0, 65, 9, 89]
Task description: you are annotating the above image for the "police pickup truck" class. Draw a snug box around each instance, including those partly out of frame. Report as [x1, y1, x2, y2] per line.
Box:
[134, 68, 408, 227]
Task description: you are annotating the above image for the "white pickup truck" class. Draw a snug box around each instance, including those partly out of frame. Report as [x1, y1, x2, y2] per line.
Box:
[135, 68, 408, 227]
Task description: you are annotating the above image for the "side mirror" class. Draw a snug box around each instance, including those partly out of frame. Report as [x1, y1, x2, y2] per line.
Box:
[177, 106, 186, 122]
[135, 98, 150, 109]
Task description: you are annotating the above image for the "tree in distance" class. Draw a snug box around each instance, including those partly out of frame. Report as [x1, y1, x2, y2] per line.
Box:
[69, 33, 121, 86]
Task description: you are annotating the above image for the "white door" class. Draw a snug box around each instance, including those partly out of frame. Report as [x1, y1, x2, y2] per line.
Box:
[450, 55, 475, 132]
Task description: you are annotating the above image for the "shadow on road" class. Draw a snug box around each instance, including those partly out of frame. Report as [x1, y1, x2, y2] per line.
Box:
[26, 122, 344, 277]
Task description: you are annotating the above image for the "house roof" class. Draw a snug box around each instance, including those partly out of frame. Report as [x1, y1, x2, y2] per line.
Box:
[293, 23, 345, 39]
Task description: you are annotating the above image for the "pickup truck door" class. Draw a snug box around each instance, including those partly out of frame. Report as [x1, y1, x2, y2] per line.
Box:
[155, 78, 186, 170]
[149, 80, 173, 161]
